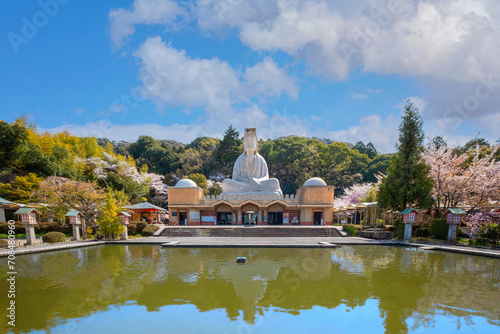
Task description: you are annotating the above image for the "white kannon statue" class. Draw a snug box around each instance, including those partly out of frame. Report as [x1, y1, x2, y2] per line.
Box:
[221, 128, 283, 195]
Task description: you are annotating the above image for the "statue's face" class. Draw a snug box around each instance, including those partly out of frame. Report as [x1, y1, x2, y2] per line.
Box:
[243, 128, 258, 153]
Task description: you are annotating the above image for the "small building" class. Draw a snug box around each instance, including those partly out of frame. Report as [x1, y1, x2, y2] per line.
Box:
[65, 210, 83, 241]
[14, 207, 41, 224]
[65, 210, 83, 224]
[444, 208, 466, 224]
[0, 196, 22, 222]
[444, 208, 466, 242]
[123, 201, 167, 224]
[118, 211, 131, 223]
[168, 177, 334, 226]
[400, 208, 419, 223]
[14, 207, 41, 245]
[400, 208, 420, 241]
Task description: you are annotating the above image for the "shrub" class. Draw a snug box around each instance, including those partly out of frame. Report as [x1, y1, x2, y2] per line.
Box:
[136, 222, 147, 234]
[62, 224, 72, 234]
[127, 223, 137, 235]
[0, 223, 9, 234]
[394, 220, 405, 239]
[42, 232, 66, 243]
[142, 225, 158, 236]
[343, 225, 358, 236]
[14, 224, 25, 235]
[430, 218, 448, 240]
[46, 223, 63, 233]
[0, 239, 8, 248]
[476, 224, 499, 245]
[415, 227, 431, 238]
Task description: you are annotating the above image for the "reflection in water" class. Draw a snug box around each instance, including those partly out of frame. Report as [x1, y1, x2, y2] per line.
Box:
[0, 246, 499, 333]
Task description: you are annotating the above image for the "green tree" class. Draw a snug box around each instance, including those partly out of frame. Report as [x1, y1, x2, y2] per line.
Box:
[353, 141, 377, 159]
[187, 173, 208, 193]
[216, 126, 242, 176]
[0, 119, 29, 171]
[431, 136, 446, 149]
[377, 100, 434, 211]
[0, 173, 43, 204]
[35, 177, 107, 240]
[128, 135, 157, 159]
[96, 193, 124, 240]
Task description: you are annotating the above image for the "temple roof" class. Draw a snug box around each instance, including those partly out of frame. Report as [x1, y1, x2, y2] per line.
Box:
[123, 202, 167, 211]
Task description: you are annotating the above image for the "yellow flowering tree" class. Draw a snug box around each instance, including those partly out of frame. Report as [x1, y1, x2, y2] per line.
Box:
[96, 193, 124, 240]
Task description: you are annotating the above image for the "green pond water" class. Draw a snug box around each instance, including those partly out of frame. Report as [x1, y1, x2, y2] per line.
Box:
[1, 245, 499, 334]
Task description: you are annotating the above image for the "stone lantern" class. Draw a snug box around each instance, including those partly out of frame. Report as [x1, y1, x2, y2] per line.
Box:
[444, 208, 466, 242]
[118, 211, 131, 240]
[65, 210, 83, 241]
[14, 207, 41, 245]
[400, 208, 419, 241]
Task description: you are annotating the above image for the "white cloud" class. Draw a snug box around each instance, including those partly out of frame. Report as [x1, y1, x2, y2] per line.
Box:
[326, 114, 399, 153]
[367, 88, 383, 95]
[243, 57, 298, 99]
[134, 36, 298, 118]
[109, 0, 184, 48]
[350, 92, 369, 100]
[106, 0, 500, 148]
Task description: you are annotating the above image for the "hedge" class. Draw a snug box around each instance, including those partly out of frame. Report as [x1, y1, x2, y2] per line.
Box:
[42, 232, 67, 243]
[430, 218, 448, 240]
[142, 225, 158, 236]
[136, 222, 147, 234]
[0, 239, 8, 248]
[127, 223, 137, 235]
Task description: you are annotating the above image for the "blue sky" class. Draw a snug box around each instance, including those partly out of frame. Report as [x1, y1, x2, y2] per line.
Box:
[1, 0, 499, 152]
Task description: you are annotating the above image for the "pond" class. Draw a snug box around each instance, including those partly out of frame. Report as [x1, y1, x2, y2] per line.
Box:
[1, 245, 499, 333]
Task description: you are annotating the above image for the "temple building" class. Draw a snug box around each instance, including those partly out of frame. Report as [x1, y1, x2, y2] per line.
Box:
[168, 177, 334, 226]
[168, 128, 334, 226]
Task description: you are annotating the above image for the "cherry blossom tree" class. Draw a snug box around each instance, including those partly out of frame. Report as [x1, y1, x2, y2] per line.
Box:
[424, 143, 500, 213]
[334, 183, 373, 209]
[466, 212, 500, 235]
[34, 177, 106, 239]
[144, 173, 168, 207]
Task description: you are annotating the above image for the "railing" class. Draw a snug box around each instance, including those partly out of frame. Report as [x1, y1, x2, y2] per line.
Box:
[169, 220, 179, 237]
[323, 223, 332, 237]
[200, 193, 300, 205]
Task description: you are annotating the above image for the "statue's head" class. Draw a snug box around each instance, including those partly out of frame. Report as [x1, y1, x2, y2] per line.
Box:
[243, 128, 258, 154]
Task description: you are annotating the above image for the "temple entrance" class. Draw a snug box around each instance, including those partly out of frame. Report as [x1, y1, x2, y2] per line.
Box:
[179, 212, 187, 226]
[268, 212, 283, 225]
[313, 211, 323, 225]
[217, 212, 232, 225]
[243, 211, 257, 225]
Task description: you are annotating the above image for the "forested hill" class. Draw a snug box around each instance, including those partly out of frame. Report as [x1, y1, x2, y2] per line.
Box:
[0, 119, 391, 198]
[96, 126, 391, 195]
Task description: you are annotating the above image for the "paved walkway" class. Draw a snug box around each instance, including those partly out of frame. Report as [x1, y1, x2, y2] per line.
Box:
[1, 237, 500, 258]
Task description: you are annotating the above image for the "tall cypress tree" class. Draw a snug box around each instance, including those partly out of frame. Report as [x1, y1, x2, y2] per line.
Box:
[378, 100, 433, 211]
[216, 125, 242, 176]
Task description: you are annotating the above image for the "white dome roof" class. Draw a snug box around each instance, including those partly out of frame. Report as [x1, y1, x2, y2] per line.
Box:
[303, 177, 327, 187]
[175, 179, 198, 188]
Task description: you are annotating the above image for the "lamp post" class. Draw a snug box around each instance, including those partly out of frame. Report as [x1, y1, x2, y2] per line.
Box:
[400, 208, 419, 241]
[14, 208, 41, 245]
[118, 211, 131, 240]
[445, 208, 466, 242]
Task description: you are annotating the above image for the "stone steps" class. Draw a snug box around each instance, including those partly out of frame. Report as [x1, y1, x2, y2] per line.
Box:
[158, 226, 343, 238]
